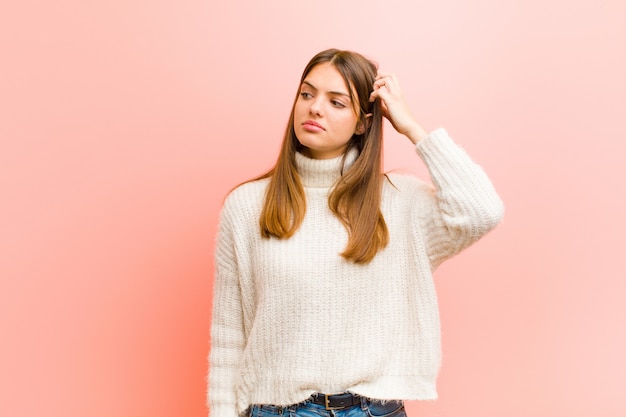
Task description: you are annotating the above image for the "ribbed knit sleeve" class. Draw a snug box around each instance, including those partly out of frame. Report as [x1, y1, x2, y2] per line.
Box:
[415, 128, 504, 267]
[208, 200, 245, 417]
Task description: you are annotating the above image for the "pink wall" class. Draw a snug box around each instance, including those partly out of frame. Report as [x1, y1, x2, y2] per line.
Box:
[1, 1, 625, 416]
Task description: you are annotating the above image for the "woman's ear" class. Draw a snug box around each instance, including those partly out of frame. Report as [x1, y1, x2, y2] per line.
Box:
[355, 113, 373, 135]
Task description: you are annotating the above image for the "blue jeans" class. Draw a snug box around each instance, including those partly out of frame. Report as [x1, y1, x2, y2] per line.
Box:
[248, 397, 406, 417]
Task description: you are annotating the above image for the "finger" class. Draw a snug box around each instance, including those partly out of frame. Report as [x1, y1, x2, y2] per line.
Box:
[375, 73, 399, 91]
[369, 83, 384, 102]
[370, 81, 392, 100]
[374, 78, 393, 94]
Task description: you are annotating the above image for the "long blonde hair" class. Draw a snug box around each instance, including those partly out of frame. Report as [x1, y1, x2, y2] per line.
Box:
[256, 49, 388, 264]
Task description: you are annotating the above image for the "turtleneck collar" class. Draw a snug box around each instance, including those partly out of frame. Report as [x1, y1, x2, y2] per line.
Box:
[295, 147, 359, 188]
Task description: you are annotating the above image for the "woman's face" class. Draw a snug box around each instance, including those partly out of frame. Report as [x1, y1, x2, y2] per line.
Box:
[293, 62, 363, 160]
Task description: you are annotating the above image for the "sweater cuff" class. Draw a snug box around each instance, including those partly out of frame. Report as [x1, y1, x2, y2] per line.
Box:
[414, 128, 451, 152]
[414, 127, 469, 166]
[415, 127, 468, 165]
[413, 127, 494, 193]
[208, 404, 240, 417]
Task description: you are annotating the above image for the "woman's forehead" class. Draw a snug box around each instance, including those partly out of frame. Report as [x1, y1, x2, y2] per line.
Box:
[303, 63, 351, 95]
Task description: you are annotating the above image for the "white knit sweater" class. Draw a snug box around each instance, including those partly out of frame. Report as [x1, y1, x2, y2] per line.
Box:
[208, 128, 504, 417]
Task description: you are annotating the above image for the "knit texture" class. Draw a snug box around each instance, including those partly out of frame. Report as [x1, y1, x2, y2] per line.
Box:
[208, 128, 504, 417]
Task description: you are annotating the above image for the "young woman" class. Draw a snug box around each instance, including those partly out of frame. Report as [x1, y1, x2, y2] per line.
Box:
[208, 49, 504, 417]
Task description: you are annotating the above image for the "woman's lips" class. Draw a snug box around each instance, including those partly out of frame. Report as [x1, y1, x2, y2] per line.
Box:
[302, 120, 325, 132]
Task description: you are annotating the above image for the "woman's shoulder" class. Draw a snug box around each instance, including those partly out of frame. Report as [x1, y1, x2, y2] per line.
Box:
[220, 178, 269, 216]
[381, 173, 436, 220]
[384, 172, 433, 195]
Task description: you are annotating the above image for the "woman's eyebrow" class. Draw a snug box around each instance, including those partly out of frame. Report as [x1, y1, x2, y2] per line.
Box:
[302, 81, 350, 97]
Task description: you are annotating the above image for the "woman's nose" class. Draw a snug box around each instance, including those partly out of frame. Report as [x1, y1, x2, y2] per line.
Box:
[309, 98, 323, 116]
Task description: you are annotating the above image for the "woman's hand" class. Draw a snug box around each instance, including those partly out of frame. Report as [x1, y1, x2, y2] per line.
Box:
[369, 73, 429, 144]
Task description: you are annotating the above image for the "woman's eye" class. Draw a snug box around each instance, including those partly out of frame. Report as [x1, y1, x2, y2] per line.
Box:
[300, 92, 312, 99]
[332, 100, 346, 108]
